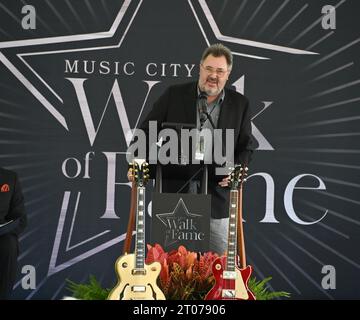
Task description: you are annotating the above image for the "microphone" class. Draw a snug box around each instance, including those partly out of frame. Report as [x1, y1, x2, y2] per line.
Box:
[198, 91, 208, 102]
[198, 91, 215, 129]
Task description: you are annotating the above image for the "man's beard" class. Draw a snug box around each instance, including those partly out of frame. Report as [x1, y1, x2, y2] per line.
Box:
[204, 87, 221, 96]
[199, 78, 221, 96]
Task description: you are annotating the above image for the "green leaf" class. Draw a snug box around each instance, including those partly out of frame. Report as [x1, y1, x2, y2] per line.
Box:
[66, 275, 110, 300]
[248, 276, 291, 300]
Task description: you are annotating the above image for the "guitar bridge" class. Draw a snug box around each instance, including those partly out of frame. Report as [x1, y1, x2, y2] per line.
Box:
[222, 289, 236, 298]
[223, 271, 236, 279]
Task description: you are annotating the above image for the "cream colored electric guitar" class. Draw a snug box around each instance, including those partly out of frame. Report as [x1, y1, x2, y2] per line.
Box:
[107, 159, 165, 300]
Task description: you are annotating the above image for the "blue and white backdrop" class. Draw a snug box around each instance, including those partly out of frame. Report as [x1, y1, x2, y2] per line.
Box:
[0, 0, 359, 299]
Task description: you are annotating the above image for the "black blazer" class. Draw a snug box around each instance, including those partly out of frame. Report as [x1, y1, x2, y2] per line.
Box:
[140, 82, 255, 164]
[0, 168, 27, 236]
[139, 82, 256, 218]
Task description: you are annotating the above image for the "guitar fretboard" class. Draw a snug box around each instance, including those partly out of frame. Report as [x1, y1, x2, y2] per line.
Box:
[226, 190, 238, 271]
[135, 187, 145, 269]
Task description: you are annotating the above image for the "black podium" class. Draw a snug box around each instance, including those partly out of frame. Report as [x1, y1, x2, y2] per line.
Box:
[149, 122, 214, 252]
[150, 163, 212, 253]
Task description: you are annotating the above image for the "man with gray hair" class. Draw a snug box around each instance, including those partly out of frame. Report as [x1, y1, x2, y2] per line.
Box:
[129, 43, 256, 254]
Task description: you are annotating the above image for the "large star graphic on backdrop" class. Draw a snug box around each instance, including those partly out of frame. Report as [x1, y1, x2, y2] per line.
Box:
[0, 0, 317, 132]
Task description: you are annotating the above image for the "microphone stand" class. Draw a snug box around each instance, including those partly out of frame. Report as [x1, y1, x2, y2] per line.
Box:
[198, 93, 213, 195]
[199, 93, 215, 130]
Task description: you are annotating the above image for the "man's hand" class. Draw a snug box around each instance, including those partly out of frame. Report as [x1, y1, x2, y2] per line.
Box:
[218, 175, 230, 187]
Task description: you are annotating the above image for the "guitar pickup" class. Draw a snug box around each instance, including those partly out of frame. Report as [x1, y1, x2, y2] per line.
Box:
[132, 269, 147, 275]
[223, 271, 236, 279]
[132, 285, 146, 292]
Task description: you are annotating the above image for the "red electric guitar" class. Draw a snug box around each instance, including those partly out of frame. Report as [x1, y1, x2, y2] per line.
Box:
[205, 165, 256, 300]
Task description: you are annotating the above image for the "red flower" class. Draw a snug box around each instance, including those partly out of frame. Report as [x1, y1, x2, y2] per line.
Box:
[145, 244, 219, 300]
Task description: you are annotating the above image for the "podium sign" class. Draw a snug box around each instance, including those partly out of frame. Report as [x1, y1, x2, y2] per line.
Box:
[151, 193, 211, 252]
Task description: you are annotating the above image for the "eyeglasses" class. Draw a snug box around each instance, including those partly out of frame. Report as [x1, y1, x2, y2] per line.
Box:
[201, 64, 229, 77]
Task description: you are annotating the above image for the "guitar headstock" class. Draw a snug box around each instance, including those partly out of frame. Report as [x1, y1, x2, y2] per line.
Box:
[129, 159, 150, 187]
[229, 164, 248, 190]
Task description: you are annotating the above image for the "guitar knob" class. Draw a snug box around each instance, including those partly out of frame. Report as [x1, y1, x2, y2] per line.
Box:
[122, 262, 128, 268]
[215, 263, 221, 270]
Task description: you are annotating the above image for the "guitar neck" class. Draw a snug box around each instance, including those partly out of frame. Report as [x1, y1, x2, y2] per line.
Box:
[226, 190, 238, 271]
[135, 186, 145, 269]
[226, 187, 247, 270]
[226, 164, 248, 271]
[237, 187, 247, 269]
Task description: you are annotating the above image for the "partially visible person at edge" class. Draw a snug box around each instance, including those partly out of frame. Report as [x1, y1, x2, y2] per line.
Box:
[0, 167, 27, 299]
[128, 43, 257, 255]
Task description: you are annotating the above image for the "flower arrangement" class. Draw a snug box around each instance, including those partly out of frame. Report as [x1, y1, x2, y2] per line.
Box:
[145, 244, 218, 300]
[67, 244, 290, 300]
